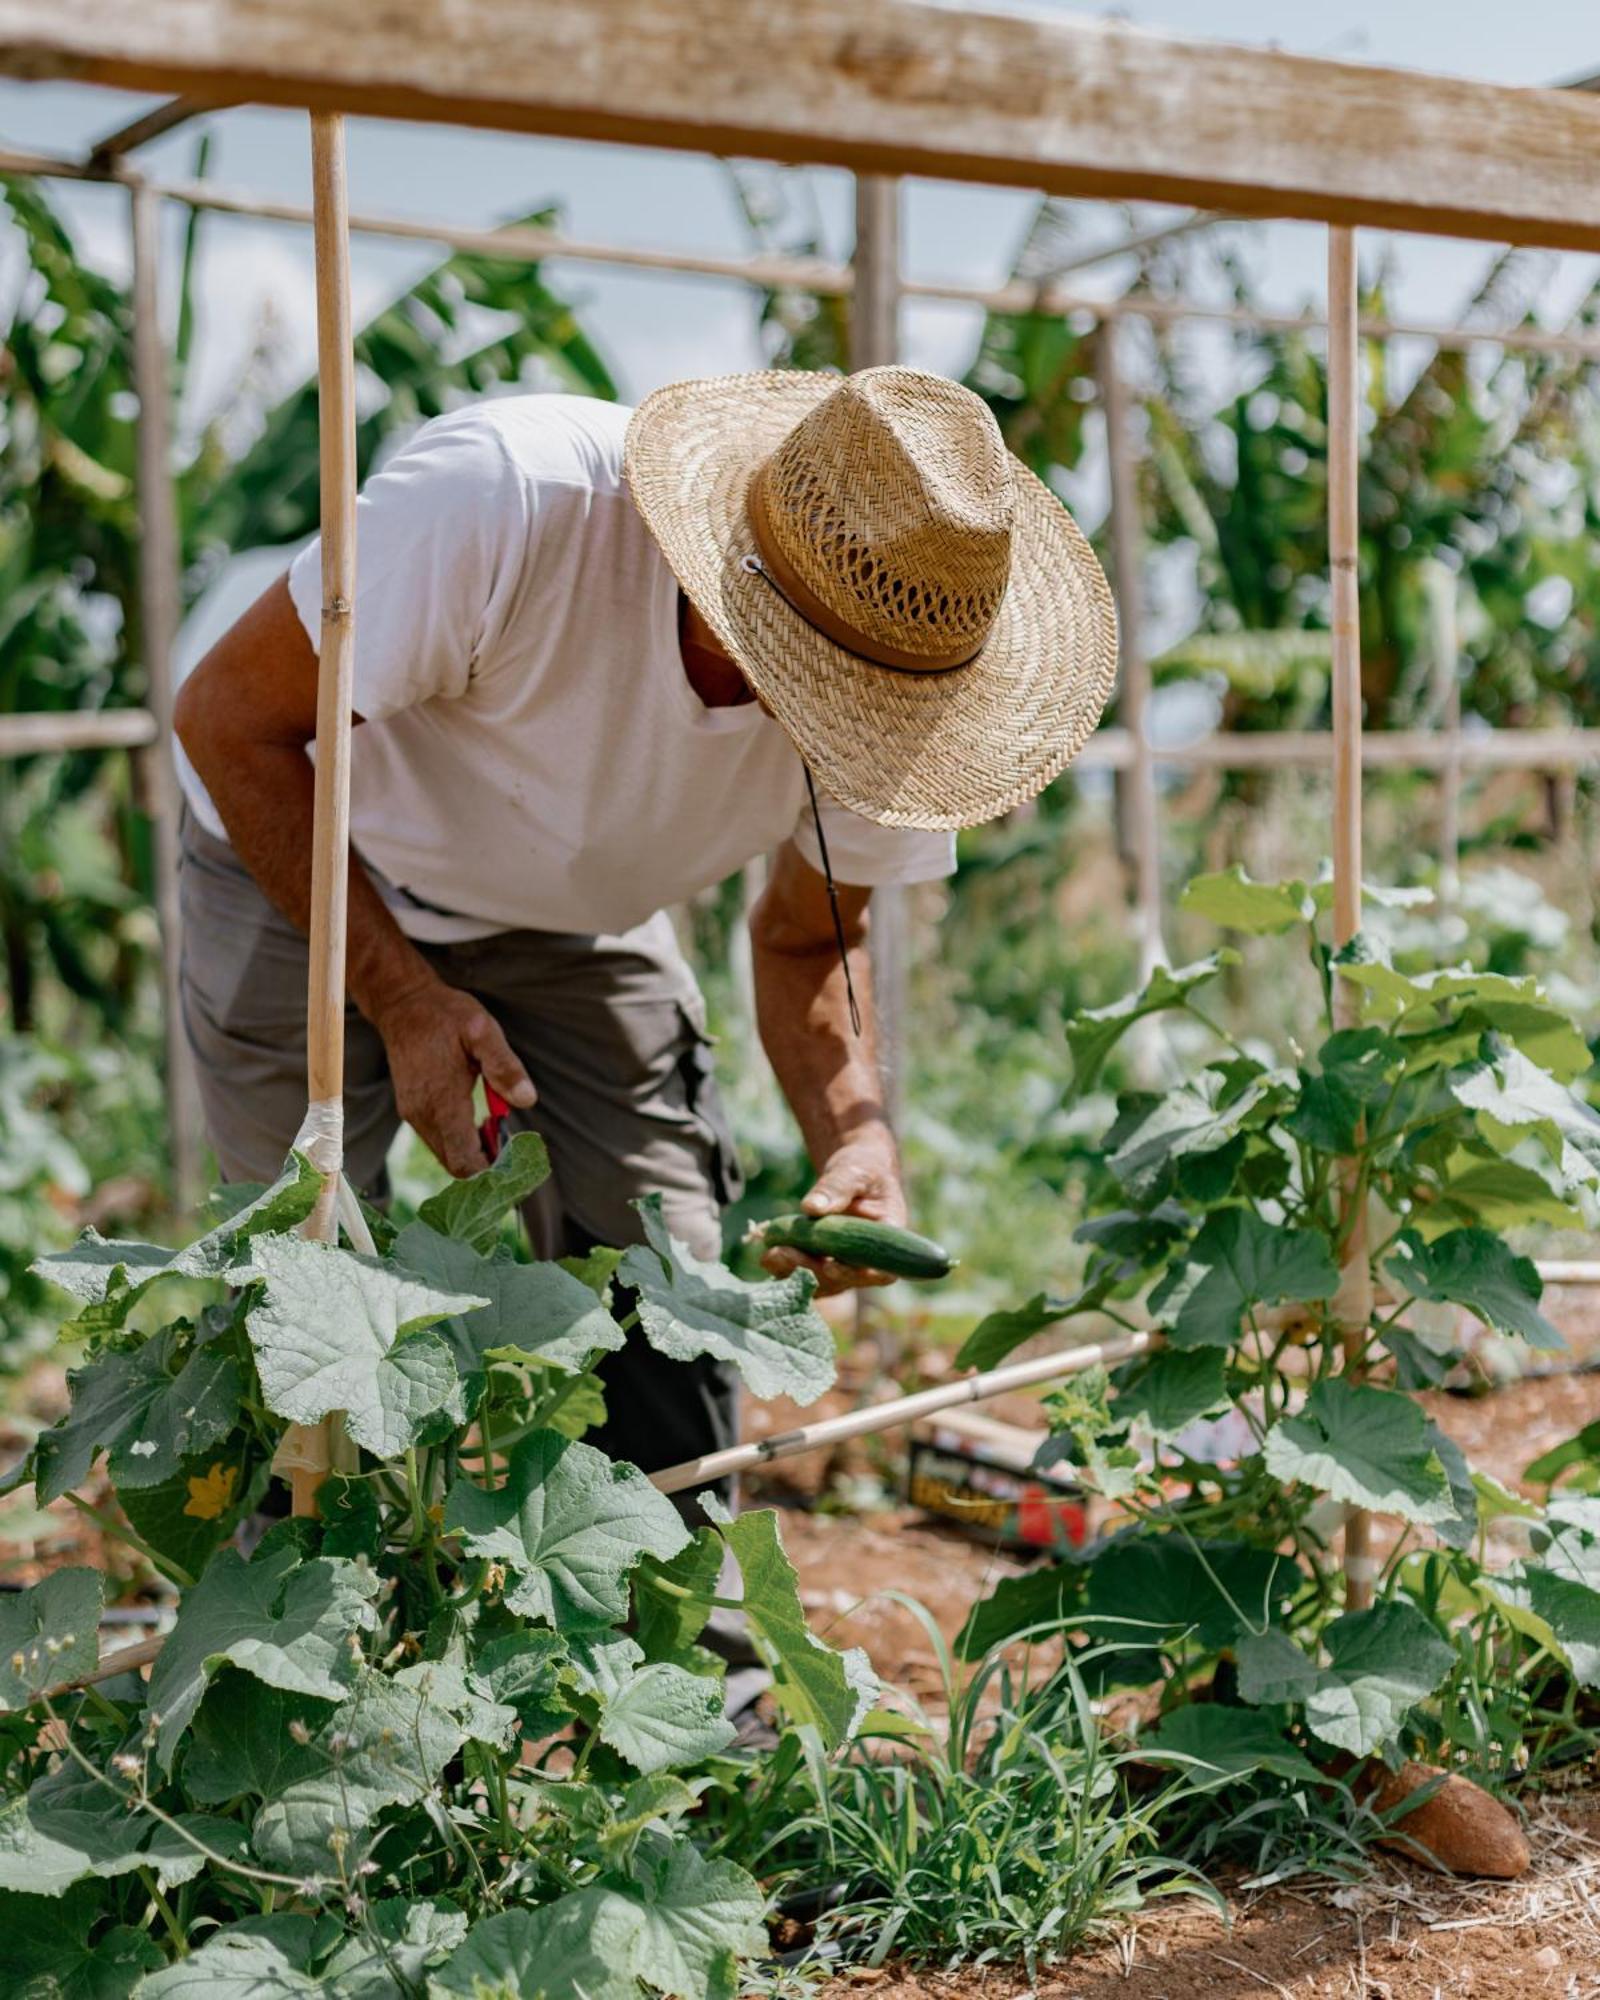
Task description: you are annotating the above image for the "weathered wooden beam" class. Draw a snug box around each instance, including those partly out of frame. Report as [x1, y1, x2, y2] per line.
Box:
[7, 3, 1600, 249]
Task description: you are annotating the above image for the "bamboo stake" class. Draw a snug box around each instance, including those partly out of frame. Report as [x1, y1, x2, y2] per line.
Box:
[282, 110, 360, 1520]
[1328, 226, 1375, 1613]
[650, 1328, 1156, 1495]
[1098, 317, 1165, 983]
[0, 711, 159, 756]
[129, 177, 207, 1214]
[851, 173, 908, 1134]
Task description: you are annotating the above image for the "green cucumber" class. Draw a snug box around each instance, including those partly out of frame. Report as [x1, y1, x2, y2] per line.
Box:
[751, 1212, 955, 1281]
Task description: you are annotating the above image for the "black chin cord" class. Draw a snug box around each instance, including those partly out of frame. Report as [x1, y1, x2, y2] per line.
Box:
[803, 765, 863, 1039]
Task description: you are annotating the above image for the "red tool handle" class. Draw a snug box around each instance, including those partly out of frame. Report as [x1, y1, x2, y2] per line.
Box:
[478, 1082, 511, 1163]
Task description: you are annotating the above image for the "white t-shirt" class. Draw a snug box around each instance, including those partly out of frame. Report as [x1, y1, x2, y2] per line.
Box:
[179, 396, 955, 943]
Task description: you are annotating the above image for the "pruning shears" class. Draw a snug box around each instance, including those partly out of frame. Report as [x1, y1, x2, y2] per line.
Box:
[478, 1081, 511, 1164]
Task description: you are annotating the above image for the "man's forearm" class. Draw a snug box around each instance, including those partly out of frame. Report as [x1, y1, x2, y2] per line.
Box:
[193, 736, 441, 1029]
[752, 920, 891, 1170]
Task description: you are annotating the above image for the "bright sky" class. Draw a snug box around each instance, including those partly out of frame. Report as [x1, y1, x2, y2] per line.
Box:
[4, 1, 1599, 669]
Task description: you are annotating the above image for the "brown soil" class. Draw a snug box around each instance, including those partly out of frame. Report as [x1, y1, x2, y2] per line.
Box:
[818, 1801, 1600, 1997]
[787, 1319, 1600, 2000]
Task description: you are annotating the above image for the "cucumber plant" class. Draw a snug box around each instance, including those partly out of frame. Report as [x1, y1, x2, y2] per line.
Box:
[0, 1135, 873, 1994]
[959, 867, 1600, 1801]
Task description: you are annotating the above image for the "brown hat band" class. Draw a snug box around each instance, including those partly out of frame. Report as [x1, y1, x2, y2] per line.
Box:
[746, 460, 989, 674]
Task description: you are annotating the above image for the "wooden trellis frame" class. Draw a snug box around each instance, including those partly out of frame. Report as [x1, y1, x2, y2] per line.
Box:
[7, 123, 1600, 1145]
[9, 9, 1600, 1527]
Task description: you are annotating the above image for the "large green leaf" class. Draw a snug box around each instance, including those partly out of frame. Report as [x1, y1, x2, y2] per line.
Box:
[429, 1901, 641, 2000]
[234, 1234, 485, 1457]
[1112, 1348, 1231, 1439]
[118, 1434, 256, 1578]
[0, 1760, 247, 1897]
[1433, 1151, 1586, 1233]
[1141, 1704, 1320, 1785]
[393, 1219, 625, 1399]
[1149, 1208, 1337, 1349]
[1237, 1602, 1455, 1756]
[432, 1836, 765, 2000]
[223, 1664, 510, 1872]
[1284, 1028, 1398, 1154]
[634, 1528, 723, 1668]
[144, 1539, 379, 1768]
[136, 1929, 325, 1999]
[1082, 1536, 1295, 1651]
[955, 1280, 1110, 1371]
[1384, 1227, 1563, 1350]
[0, 1565, 100, 1709]
[1450, 1044, 1600, 1192]
[1443, 1002, 1593, 1085]
[444, 1430, 689, 1629]
[1065, 952, 1239, 1092]
[619, 1195, 835, 1404]
[954, 1563, 1086, 1660]
[320, 1899, 470, 1999]
[704, 1499, 875, 1749]
[1107, 1067, 1294, 1203]
[33, 1154, 322, 1307]
[187, 1660, 510, 1881]
[469, 1628, 575, 1738]
[416, 1130, 551, 1252]
[1074, 1201, 1193, 1271]
[1263, 1379, 1456, 1525]
[1179, 867, 1313, 935]
[0, 1884, 163, 1997]
[1335, 942, 1541, 1025]
[34, 1321, 244, 1503]
[1485, 1501, 1600, 1686]
[596, 1661, 735, 1775]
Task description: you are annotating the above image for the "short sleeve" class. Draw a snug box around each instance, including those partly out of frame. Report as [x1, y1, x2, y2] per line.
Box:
[286, 411, 529, 722]
[791, 788, 957, 890]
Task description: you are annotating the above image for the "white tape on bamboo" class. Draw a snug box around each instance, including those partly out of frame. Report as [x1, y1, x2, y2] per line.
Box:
[1328, 226, 1375, 1612]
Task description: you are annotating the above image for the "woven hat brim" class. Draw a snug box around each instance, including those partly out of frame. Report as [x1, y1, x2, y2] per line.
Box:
[624, 371, 1119, 831]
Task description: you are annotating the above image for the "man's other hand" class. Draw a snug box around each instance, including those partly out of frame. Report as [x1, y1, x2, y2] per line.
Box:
[758, 1125, 906, 1296]
[376, 979, 537, 1178]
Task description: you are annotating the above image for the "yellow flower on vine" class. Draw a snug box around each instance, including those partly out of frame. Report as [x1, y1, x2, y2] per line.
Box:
[183, 1462, 239, 1522]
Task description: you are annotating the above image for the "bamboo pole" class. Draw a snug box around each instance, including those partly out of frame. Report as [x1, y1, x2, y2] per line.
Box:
[851, 173, 908, 1132]
[1327, 226, 1375, 1614]
[0, 711, 158, 756]
[282, 111, 360, 1520]
[651, 1328, 1156, 1495]
[129, 178, 207, 1214]
[1098, 317, 1165, 982]
[2, 151, 1593, 365]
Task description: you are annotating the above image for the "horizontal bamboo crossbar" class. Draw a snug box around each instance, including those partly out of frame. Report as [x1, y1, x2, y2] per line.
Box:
[9, 148, 1600, 366]
[9, 3, 1600, 252]
[650, 1329, 1156, 1495]
[0, 709, 158, 757]
[1076, 727, 1600, 774]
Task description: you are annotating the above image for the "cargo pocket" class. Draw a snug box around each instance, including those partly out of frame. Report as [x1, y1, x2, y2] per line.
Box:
[675, 1005, 745, 1210]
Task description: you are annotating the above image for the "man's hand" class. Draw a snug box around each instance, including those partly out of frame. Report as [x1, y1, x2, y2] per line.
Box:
[375, 978, 537, 1178]
[759, 1125, 907, 1296]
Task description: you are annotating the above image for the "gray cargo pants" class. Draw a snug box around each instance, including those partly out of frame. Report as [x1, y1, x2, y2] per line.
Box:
[176, 810, 745, 1493]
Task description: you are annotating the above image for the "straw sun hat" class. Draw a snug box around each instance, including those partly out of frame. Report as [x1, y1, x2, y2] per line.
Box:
[624, 364, 1118, 830]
